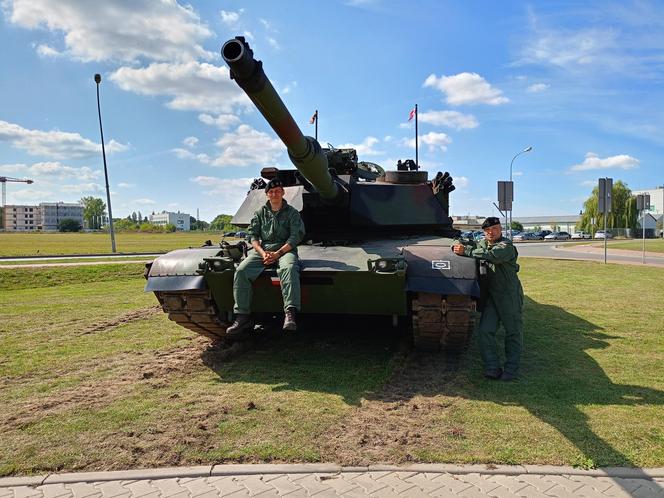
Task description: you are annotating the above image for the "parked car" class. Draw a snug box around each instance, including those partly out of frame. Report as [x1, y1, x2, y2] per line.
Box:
[594, 230, 613, 239]
[513, 232, 540, 241]
[534, 230, 552, 238]
[223, 231, 236, 237]
[544, 231, 571, 240]
[571, 231, 591, 239]
[235, 231, 247, 238]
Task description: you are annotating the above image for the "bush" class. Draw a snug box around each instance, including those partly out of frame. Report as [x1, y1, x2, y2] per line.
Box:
[58, 218, 82, 232]
[164, 223, 177, 233]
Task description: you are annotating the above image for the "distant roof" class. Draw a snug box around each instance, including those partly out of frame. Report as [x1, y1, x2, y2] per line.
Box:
[513, 215, 581, 224]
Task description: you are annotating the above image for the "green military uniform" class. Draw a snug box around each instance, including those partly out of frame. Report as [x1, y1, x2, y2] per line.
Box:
[233, 199, 305, 314]
[458, 236, 524, 376]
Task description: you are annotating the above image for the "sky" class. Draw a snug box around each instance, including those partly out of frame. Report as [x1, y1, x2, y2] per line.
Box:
[0, 0, 662, 222]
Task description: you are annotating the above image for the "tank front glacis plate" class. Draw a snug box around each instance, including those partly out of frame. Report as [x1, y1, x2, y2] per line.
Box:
[205, 242, 408, 315]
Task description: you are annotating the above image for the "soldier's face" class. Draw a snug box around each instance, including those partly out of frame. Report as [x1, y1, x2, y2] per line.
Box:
[483, 224, 501, 242]
[267, 186, 285, 201]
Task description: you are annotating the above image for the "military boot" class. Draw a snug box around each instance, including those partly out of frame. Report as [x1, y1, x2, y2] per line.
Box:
[283, 307, 297, 331]
[226, 314, 253, 337]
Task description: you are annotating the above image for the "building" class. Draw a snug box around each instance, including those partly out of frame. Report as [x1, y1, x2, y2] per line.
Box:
[512, 215, 582, 233]
[632, 186, 664, 215]
[149, 210, 190, 231]
[1, 202, 84, 231]
[39, 202, 84, 231]
[452, 215, 485, 230]
[2, 205, 38, 231]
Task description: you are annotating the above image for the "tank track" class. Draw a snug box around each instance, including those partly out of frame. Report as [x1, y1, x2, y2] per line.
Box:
[154, 289, 228, 340]
[411, 293, 476, 352]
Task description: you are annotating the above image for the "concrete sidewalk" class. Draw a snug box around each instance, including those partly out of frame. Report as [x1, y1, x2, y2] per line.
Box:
[2, 464, 664, 497]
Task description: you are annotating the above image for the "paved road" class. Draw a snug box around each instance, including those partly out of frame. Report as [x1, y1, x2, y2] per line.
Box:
[516, 241, 664, 267]
[2, 464, 664, 497]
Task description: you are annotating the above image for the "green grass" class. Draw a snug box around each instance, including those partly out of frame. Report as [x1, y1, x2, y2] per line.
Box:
[0, 232, 230, 257]
[604, 238, 664, 253]
[0, 257, 152, 266]
[1, 259, 663, 474]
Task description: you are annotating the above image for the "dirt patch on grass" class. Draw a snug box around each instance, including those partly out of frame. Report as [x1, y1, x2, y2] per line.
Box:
[319, 351, 465, 465]
[0, 338, 209, 432]
[81, 305, 162, 335]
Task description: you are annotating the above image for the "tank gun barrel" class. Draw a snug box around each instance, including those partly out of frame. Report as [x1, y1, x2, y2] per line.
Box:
[221, 37, 340, 202]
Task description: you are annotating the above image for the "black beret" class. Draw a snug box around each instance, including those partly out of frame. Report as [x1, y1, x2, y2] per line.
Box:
[265, 178, 284, 193]
[481, 216, 501, 229]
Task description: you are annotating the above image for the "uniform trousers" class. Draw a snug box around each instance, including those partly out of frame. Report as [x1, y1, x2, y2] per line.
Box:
[477, 293, 523, 375]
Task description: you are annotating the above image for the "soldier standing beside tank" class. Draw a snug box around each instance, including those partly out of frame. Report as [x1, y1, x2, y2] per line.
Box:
[226, 178, 305, 336]
[452, 217, 523, 381]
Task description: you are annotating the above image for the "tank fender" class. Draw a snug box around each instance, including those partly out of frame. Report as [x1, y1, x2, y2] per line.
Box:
[144, 248, 224, 292]
[403, 245, 479, 298]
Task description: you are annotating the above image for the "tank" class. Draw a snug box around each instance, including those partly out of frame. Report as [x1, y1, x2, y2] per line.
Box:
[144, 36, 480, 351]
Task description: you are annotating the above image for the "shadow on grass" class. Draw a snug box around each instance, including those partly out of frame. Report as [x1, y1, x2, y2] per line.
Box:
[201, 315, 406, 406]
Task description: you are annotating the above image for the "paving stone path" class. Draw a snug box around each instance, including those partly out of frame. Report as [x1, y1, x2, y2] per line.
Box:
[2, 465, 663, 497]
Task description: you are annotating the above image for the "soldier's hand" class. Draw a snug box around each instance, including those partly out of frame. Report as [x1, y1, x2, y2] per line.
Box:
[452, 244, 465, 256]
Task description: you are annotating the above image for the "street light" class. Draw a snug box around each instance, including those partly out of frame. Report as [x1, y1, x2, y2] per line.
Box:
[508, 146, 533, 240]
[94, 73, 116, 253]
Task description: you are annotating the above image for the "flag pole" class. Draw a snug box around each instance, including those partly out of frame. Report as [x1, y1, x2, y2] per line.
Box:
[415, 104, 418, 168]
[315, 109, 318, 141]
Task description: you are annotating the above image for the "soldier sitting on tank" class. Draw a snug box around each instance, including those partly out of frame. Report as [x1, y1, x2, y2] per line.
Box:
[451, 217, 524, 381]
[226, 178, 306, 336]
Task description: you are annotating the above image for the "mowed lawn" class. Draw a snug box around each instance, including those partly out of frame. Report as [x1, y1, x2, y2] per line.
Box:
[0, 232, 225, 257]
[605, 238, 664, 253]
[0, 259, 663, 475]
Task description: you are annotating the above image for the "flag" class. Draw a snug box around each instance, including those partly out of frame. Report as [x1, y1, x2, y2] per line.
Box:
[408, 107, 417, 121]
[309, 111, 317, 124]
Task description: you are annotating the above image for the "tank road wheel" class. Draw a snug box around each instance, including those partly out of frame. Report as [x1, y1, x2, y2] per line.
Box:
[411, 293, 476, 352]
[155, 289, 228, 340]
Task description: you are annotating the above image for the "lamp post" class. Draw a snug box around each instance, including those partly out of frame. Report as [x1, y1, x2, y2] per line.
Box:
[509, 146, 533, 240]
[94, 74, 116, 253]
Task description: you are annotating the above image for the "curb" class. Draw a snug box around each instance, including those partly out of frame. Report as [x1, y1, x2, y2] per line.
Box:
[2, 464, 664, 487]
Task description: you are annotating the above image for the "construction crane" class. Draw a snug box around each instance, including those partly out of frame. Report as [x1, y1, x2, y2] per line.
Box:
[1, 177, 34, 207]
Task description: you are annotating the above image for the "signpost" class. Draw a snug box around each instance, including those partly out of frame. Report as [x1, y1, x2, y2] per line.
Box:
[636, 193, 650, 264]
[498, 181, 513, 238]
[598, 178, 612, 264]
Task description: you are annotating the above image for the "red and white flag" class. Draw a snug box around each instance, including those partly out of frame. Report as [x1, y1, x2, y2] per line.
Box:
[408, 107, 417, 121]
[309, 111, 318, 124]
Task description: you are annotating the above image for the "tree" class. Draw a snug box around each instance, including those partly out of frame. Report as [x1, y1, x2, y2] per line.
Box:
[510, 221, 523, 232]
[190, 216, 210, 231]
[578, 180, 637, 233]
[131, 211, 138, 222]
[114, 218, 138, 231]
[137, 211, 142, 224]
[210, 214, 238, 232]
[164, 223, 177, 232]
[79, 196, 106, 229]
[58, 218, 81, 232]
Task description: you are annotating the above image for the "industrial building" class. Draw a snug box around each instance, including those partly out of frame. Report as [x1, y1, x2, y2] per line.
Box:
[149, 211, 191, 231]
[1, 202, 84, 231]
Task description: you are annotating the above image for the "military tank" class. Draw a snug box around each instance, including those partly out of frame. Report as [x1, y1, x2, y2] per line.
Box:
[145, 36, 480, 351]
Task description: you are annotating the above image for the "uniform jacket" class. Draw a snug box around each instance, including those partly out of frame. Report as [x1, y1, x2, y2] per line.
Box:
[247, 200, 305, 252]
[459, 236, 523, 298]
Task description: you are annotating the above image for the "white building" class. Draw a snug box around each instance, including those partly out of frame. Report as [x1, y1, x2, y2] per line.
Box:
[149, 210, 190, 231]
[512, 215, 582, 233]
[2, 202, 83, 231]
[632, 186, 664, 215]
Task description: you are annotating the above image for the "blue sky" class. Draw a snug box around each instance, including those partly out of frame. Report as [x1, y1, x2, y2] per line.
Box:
[0, 0, 662, 222]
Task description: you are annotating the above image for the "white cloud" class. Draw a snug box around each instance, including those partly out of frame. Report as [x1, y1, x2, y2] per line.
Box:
[267, 37, 280, 50]
[0, 120, 127, 159]
[570, 152, 640, 171]
[9, 188, 55, 203]
[527, 83, 549, 93]
[61, 183, 103, 194]
[110, 62, 250, 114]
[35, 44, 61, 57]
[580, 180, 597, 187]
[402, 132, 452, 152]
[259, 19, 272, 30]
[190, 176, 255, 213]
[220, 9, 243, 26]
[424, 72, 509, 105]
[454, 176, 470, 188]
[133, 198, 156, 205]
[117, 182, 135, 188]
[7, 0, 214, 62]
[512, 171, 524, 177]
[211, 125, 284, 167]
[281, 81, 297, 94]
[337, 136, 381, 156]
[198, 113, 242, 129]
[418, 110, 479, 129]
[183, 136, 199, 148]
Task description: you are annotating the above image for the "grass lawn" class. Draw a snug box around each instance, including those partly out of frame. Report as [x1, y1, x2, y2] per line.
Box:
[0, 232, 228, 257]
[0, 259, 663, 475]
[605, 238, 664, 253]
